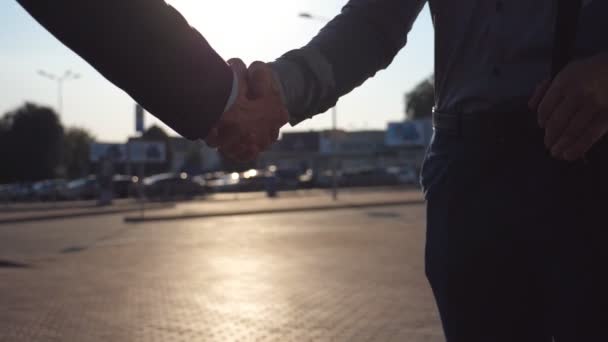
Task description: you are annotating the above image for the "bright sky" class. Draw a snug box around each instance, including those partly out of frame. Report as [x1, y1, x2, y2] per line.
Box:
[0, 1, 434, 142]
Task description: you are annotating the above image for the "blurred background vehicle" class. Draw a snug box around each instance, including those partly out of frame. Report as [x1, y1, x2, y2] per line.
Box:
[273, 168, 301, 191]
[143, 172, 204, 201]
[312, 166, 418, 189]
[32, 179, 67, 201]
[10, 183, 36, 202]
[0, 184, 11, 203]
[338, 168, 393, 187]
[236, 169, 267, 192]
[297, 169, 315, 189]
[204, 172, 241, 193]
[392, 166, 418, 185]
[315, 169, 343, 189]
[112, 175, 138, 199]
[61, 176, 99, 201]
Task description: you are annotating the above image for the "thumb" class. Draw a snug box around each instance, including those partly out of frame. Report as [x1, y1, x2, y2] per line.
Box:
[529, 79, 550, 112]
[248, 61, 278, 99]
[205, 127, 220, 148]
[227, 58, 249, 100]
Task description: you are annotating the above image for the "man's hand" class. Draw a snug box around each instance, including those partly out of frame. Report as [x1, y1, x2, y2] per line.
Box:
[529, 52, 608, 161]
[206, 59, 288, 161]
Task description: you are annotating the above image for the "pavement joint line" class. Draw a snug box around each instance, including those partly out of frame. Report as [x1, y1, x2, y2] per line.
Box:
[0, 203, 175, 226]
[123, 199, 425, 223]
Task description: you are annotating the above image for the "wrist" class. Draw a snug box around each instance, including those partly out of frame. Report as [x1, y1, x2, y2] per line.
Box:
[223, 69, 240, 112]
[269, 59, 308, 126]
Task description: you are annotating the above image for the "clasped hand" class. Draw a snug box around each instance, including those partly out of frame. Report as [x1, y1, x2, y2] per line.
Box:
[529, 52, 608, 161]
[205, 58, 288, 161]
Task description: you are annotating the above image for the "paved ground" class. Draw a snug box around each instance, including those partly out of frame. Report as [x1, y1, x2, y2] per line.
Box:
[0, 194, 443, 341]
[125, 188, 423, 222]
[0, 187, 420, 225]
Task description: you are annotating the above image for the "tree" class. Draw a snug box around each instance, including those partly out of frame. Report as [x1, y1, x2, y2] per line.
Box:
[62, 127, 95, 179]
[0, 103, 64, 182]
[405, 75, 435, 120]
[0, 115, 12, 182]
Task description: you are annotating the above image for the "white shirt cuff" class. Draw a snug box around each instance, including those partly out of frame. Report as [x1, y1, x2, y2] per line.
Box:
[223, 70, 239, 112]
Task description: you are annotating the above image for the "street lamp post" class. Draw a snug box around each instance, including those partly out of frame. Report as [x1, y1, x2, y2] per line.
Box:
[331, 106, 338, 201]
[37, 69, 80, 115]
[299, 12, 339, 201]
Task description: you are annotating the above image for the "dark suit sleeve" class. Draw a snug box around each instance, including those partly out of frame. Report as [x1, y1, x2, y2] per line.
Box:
[270, 0, 426, 125]
[16, 0, 233, 140]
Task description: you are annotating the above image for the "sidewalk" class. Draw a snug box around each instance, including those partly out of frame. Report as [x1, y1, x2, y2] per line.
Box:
[125, 188, 424, 223]
[0, 198, 138, 213]
[0, 202, 174, 225]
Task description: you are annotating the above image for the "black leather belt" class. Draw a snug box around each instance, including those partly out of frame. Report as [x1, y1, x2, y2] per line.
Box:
[432, 104, 542, 140]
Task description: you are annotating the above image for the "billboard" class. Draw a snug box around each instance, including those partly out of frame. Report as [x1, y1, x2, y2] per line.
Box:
[385, 120, 432, 147]
[90, 143, 127, 162]
[128, 141, 166, 163]
[280, 132, 321, 152]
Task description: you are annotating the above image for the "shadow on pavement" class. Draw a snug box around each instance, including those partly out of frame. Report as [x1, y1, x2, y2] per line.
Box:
[0, 260, 31, 269]
[60, 246, 88, 254]
[367, 211, 402, 218]
[0, 203, 175, 226]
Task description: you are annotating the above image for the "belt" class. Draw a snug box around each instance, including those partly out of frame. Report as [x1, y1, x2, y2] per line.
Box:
[432, 104, 542, 140]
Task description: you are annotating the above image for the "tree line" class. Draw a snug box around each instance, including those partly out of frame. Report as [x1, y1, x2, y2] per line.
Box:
[0, 103, 93, 184]
[405, 74, 434, 120]
[1, 76, 434, 184]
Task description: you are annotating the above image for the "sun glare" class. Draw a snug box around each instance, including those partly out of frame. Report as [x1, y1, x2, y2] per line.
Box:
[166, 1, 303, 63]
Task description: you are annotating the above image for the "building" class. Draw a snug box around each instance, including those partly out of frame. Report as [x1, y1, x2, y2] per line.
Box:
[169, 137, 221, 173]
[258, 120, 433, 175]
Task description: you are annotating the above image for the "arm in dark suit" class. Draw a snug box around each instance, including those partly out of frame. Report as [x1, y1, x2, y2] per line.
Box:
[16, 0, 233, 140]
[270, 0, 426, 125]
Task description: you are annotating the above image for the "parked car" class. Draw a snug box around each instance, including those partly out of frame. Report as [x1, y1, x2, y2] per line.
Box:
[394, 167, 418, 185]
[0, 184, 10, 202]
[143, 173, 204, 200]
[237, 169, 268, 192]
[202, 171, 226, 182]
[10, 183, 36, 202]
[315, 169, 343, 188]
[2, 184, 22, 202]
[191, 175, 207, 189]
[205, 172, 241, 193]
[273, 168, 301, 190]
[112, 175, 138, 198]
[32, 179, 67, 201]
[339, 167, 400, 188]
[61, 176, 99, 200]
[298, 169, 315, 189]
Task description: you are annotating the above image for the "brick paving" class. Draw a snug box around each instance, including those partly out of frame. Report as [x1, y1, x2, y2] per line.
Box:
[0, 198, 443, 341]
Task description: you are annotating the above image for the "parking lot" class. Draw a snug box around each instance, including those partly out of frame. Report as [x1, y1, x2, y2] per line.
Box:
[0, 191, 442, 341]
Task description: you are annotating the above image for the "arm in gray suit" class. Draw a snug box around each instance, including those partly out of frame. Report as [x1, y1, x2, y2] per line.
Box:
[270, 0, 427, 125]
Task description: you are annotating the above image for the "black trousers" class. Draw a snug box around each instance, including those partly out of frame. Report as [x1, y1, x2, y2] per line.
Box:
[421, 124, 608, 341]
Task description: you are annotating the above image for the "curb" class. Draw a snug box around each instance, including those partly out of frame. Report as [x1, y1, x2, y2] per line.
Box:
[0, 204, 175, 226]
[123, 199, 425, 223]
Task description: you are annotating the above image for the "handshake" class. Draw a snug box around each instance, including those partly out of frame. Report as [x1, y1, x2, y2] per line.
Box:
[204, 58, 289, 162]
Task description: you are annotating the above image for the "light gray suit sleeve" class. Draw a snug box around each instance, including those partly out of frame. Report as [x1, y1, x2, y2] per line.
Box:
[270, 0, 427, 125]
